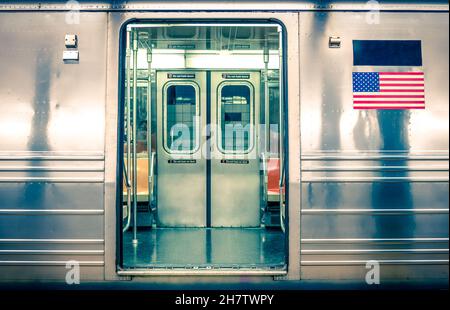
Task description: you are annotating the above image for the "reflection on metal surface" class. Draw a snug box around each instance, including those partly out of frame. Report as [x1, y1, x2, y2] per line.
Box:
[0, 250, 104, 255]
[301, 209, 449, 215]
[0, 177, 103, 183]
[0, 12, 106, 280]
[302, 177, 449, 183]
[0, 239, 104, 244]
[0, 260, 104, 266]
[303, 166, 449, 172]
[0, 166, 104, 172]
[0, 209, 104, 215]
[300, 11, 449, 279]
[301, 238, 449, 243]
[28, 50, 51, 152]
[301, 153, 450, 160]
[302, 249, 449, 255]
[301, 260, 449, 266]
[0, 154, 105, 161]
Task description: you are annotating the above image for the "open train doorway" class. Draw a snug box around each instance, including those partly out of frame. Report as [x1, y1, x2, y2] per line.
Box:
[118, 22, 286, 273]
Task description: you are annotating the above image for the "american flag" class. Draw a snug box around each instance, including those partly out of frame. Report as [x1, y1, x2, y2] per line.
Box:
[352, 72, 425, 109]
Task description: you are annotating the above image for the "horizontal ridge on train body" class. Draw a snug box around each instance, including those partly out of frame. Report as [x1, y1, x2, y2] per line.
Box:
[0, 1, 449, 12]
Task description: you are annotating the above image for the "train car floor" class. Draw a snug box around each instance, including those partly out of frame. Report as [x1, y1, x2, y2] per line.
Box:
[122, 227, 286, 270]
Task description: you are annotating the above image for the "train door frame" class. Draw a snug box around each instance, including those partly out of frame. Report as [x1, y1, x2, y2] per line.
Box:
[110, 17, 299, 278]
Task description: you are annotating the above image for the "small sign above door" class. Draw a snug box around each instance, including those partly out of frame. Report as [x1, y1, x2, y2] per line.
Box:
[168, 159, 197, 164]
[220, 159, 250, 164]
[167, 44, 196, 50]
[222, 73, 250, 80]
[168, 73, 196, 79]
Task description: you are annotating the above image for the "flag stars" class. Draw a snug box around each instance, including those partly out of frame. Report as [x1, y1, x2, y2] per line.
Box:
[353, 72, 380, 92]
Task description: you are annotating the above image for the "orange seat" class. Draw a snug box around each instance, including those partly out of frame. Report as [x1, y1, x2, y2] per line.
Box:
[267, 158, 284, 195]
[123, 157, 149, 197]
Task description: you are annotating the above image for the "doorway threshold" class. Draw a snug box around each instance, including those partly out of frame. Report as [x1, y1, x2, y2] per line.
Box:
[117, 266, 287, 276]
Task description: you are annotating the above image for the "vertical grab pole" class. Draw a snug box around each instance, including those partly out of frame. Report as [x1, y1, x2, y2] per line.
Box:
[146, 40, 153, 213]
[278, 28, 285, 232]
[262, 30, 270, 217]
[123, 29, 132, 232]
[263, 30, 270, 155]
[132, 30, 139, 245]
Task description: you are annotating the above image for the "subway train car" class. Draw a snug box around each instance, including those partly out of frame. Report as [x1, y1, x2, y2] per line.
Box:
[0, 0, 448, 286]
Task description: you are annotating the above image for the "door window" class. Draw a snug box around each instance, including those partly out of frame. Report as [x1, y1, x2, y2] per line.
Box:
[164, 83, 199, 153]
[218, 83, 253, 153]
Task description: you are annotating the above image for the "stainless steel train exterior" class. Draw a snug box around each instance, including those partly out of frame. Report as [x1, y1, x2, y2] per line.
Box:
[0, 0, 448, 284]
